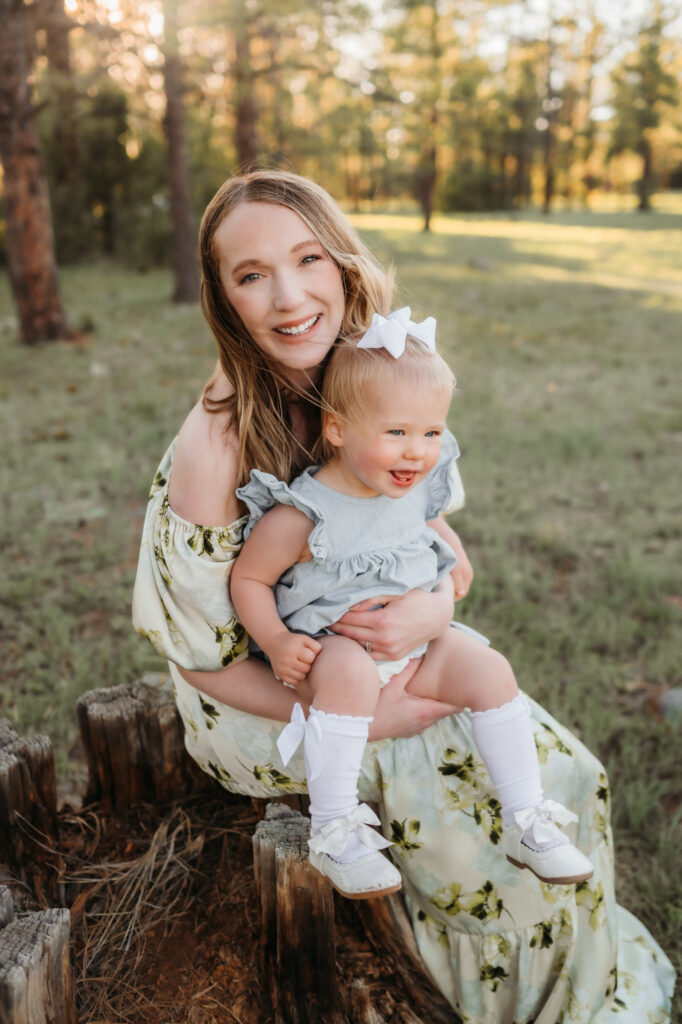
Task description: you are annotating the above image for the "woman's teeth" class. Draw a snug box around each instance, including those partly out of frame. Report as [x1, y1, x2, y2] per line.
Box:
[276, 315, 319, 336]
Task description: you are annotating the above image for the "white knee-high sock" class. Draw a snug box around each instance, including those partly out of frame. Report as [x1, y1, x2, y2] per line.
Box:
[470, 694, 543, 827]
[305, 707, 372, 863]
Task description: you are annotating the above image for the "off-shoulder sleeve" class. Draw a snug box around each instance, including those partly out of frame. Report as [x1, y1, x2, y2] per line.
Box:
[236, 470, 330, 559]
[131, 439, 250, 672]
[425, 430, 465, 519]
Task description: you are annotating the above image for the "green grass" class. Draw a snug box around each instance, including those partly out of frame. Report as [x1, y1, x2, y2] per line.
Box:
[1, 200, 680, 1011]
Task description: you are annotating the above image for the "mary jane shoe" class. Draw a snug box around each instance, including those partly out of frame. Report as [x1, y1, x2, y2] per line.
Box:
[307, 803, 402, 899]
[308, 847, 402, 900]
[502, 800, 594, 885]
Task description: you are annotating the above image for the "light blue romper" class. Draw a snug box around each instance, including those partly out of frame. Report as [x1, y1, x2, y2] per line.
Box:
[236, 431, 460, 644]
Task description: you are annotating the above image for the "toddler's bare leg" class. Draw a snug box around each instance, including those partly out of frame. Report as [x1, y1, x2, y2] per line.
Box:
[289, 636, 399, 891]
[406, 627, 518, 710]
[306, 635, 381, 716]
[405, 626, 593, 883]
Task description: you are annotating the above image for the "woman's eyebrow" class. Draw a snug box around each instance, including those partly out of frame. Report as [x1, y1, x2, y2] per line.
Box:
[231, 238, 320, 277]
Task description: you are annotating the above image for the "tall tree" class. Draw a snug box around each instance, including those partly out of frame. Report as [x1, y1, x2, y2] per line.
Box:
[609, 12, 678, 210]
[162, 0, 200, 302]
[40, 0, 87, 259]
[0, 0, 70, 344]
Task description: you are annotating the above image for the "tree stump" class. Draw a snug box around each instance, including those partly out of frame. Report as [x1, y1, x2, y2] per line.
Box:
[0, 721, 58, 877]
[0, 908, 76, 1024]
[253, 803, 345, 1024]
[77, 674, 212, 814]
[0, 887, 15, 929]
[352, 892, 459, 1024]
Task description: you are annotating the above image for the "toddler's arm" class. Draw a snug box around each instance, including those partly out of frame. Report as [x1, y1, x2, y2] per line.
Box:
[230, 506, 322, 685]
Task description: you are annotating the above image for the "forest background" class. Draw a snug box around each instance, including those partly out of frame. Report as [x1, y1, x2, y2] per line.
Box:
[1, 0, 682, 332]
[0, 0, 681, 1018]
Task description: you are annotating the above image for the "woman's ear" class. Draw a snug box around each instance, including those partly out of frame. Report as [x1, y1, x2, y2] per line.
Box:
[323, 413, 345, 449]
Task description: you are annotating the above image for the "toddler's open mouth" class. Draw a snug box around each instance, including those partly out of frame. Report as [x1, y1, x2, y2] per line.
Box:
[390, 470, 417, 487]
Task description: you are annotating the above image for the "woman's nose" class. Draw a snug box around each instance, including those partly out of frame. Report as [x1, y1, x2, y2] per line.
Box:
[272, 272, 304, 311]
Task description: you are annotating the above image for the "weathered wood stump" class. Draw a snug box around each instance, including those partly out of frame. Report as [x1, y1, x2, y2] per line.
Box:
[0, 907, 76, 1024]
[77, 674, 212, 813]
[254, 804, 460, 1024]
[352, 892, 458, 1024]
[0, 887, 15, 929]
[253, 803, 345, 1024]
[0, 721, 58, 877]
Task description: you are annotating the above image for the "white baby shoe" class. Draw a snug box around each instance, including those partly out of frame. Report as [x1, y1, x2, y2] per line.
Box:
[502, 800, 594, 885]
[308, 804, 402, 900]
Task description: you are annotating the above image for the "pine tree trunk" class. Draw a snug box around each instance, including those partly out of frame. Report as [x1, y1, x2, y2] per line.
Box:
[234, 3, 259, 168]
[43, 0, 86, 259]
[0, 0, 70, 344]
[162, 0, 200, 304]
[638, 139, 653, 212]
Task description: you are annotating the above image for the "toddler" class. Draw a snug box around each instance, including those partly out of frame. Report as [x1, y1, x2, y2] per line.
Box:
[230, 308, 594, 899]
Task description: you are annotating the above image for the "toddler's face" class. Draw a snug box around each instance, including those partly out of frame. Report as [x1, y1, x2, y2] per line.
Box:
[327, 380, 451, 499]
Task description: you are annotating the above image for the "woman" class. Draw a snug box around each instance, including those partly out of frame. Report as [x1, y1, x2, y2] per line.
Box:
[132, 169, 674, 1021]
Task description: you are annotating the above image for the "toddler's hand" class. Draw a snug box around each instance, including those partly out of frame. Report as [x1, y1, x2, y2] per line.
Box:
[269, 632, 321, 687]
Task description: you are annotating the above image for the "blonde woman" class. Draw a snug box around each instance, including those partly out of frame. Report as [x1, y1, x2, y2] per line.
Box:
[133, 169, 674, 1021]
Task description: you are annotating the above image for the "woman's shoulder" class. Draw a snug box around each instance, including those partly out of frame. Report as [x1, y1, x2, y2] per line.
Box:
[168, 389, 242, 528]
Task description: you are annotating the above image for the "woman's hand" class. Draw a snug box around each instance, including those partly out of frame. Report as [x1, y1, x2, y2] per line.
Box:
[329, 578, 454, 661]
[368, 659, 458, 740]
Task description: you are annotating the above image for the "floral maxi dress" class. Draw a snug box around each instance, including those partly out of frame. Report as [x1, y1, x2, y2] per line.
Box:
[132, 437, 675, 1024]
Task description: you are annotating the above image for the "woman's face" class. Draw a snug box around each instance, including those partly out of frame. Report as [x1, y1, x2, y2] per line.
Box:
[215, 201, 345, 385]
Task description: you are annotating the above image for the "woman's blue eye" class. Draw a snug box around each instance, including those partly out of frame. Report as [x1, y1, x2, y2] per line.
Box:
[301, 254, 321, 265]
[240, 272, 262, 285]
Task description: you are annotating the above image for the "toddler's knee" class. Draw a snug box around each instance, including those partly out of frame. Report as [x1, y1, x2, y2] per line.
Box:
[485, 648, 519, 704]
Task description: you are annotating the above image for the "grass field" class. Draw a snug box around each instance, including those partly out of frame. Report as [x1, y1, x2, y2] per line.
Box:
[1, 199, 680, 1012]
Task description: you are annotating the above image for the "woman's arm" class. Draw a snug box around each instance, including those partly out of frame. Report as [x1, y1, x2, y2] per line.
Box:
[428, 516, 474, 601]
[177, 654, 455, 739]
[177, 657, 310, 720]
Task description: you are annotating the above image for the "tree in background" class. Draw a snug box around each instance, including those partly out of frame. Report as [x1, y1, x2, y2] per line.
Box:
[40, 0, 90, 260]
[609, 11, 678, 210]
[161, 0, 200, 302]
[0, 0, 70, 343]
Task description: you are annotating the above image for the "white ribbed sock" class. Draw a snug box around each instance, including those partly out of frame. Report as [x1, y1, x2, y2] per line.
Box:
[305, 707, 372, 863]
[470, 694, 544, 828]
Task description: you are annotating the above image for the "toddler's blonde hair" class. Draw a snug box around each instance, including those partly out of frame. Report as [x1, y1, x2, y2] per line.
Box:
[318, 336, 456, 462]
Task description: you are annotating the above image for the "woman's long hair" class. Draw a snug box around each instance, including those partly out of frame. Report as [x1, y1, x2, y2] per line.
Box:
[199, 169, 394, 486]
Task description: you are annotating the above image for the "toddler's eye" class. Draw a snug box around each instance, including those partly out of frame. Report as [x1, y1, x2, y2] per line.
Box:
[425, 430, 442, 437]
[388, 429, 404, 436]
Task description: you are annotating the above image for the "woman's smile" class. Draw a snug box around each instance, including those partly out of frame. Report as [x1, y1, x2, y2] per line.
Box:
[274, 313, 321, 336]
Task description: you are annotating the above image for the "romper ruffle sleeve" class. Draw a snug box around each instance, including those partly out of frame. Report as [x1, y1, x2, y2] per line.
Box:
[236, 469, 329, 559]
[425, 430, 465, 519]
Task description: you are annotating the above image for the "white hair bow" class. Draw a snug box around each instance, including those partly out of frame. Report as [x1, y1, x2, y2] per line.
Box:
[357, 306, 437, 358]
